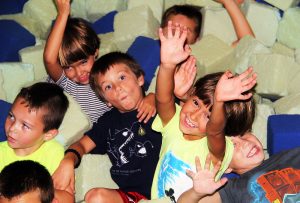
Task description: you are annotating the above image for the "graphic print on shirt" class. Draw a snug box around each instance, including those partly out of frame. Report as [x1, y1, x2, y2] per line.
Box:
[157, 151, 192, 201]
[249, 168, 300, 203]
[107, 121, 154, 167]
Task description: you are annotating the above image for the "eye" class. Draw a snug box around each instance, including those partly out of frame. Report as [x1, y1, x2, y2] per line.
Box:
[120, 75, 126, 80]
[192, 99, 199, 107]
[7, 112, 15, 121]
[80, 59, 88, 65]
[22, 123, 30, 130]
[63, 66, 72, 71]
[104, 84, 112, 91]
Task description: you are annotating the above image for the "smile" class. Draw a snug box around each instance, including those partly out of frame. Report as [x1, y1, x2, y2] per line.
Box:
[184, 116, 197, 128]
[247, 145, 259, 158]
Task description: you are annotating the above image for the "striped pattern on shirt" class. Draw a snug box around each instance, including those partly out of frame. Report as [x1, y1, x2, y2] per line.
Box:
[47, 74, 111, 123]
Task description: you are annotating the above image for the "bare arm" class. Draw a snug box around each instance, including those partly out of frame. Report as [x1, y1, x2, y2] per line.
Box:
[43, 0, 70, 82]
[157, 21, 191, 125]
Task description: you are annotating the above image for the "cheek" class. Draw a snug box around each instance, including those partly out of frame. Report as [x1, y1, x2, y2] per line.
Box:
[64, 70, 75, 79]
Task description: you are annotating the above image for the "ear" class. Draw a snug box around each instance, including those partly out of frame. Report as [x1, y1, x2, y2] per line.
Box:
[137, 75, 145, 87]
[224, 167, 233, 174]
[94, 49, 99, 59]
[43, 129, 58, 141]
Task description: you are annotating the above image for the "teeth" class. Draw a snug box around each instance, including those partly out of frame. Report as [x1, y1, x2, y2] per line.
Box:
[248, 147, 257, 157]
[185, 117, 196, 128]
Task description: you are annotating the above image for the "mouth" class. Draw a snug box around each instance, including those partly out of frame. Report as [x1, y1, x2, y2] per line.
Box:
[184, 116, 197, 128]
[7, 136, 16, 144]
[78, 74, 89, 83]
[247, 145, 259, 158]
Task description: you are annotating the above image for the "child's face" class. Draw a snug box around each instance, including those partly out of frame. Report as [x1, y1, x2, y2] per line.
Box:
[64, 55, 96, 85]
[97, 63, 144, 113]
[229, 133, 264, 174]
[0, 189, 42, 203]
[163, 14, 199, 45]
[5, 98, 47, 156]
[179, 96, 210, 137]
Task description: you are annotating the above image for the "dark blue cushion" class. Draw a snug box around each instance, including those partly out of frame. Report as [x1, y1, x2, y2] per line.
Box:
[92, 11, 117, 34]
[127, 37, 160, 91]
[0, 20, 35, 62]
[267, 114, 300, 156]
[0, 100, 12, 141]
[0, 0, 28, 15]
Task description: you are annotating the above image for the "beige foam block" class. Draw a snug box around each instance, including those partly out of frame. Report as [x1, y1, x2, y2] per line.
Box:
[75, 154, 118, 202]
[271, 42, 295, 58]
[86, 0, 126, 22]
[114, 5, 159, 52]
[273, 93, 300, 114]
[0, 63, 34, 103]
[163, 0, 185, 10]
[128, 0, 163, 23]
[55, 93, 91, 149]
[71, 0, 88, 19]
[241, 0, 280, 47]
[19, 44, 47, 81]
[191, 35, 234, 77]
[287, 66, 300, 95]
[98, 33, 119, 57]
[264, 0, 300, 11]
[277, 7, 300, 49]
[200, 7, 237, 45]
[295, 49, 300, 64]
[23, 0, 57, 39]
[252, 101, 275, 149]
[231, 35, 271, 74]
[186, 0, 221, 7]
[249, 53, 300, 96]
[0, 71, 6, 100]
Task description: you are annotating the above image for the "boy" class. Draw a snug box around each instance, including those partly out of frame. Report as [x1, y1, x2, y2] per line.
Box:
[0, 82, 73, 202]
[52, 52, 162, 203]
[0, 160, 55, 203]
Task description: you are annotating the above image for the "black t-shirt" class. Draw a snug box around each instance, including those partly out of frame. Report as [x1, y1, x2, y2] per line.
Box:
[219, 147, 300, 203]
[86, 108, 162, 199]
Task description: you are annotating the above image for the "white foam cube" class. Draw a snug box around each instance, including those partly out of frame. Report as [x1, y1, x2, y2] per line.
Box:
[186, 0, 221, 7]
[191, 35, 234, 77]
[271, 42, 295, 58]
[200, 7, 237, 45]
[273, 93, 300, 114]
[0, 63, 34, 103]
[231, 35, 271, 74]
[75, 154, 118, 202]
[98, 33, 119, 57]
[277, 7, 300, 49]
[23, 0, 57, 39]
[114, 5, 159, 52]
[0, 71, 6, 100]
[19, 44, 47, 81]
[242, 0, 280, 47]
[128, 0, 163, 23]
[164, 0, 185, 10]
[249, 53, 300, 96]
[264, 0, 300, 11]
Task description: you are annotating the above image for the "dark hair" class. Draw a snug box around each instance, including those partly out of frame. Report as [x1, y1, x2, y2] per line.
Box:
[15, 82, 69, 132]
[90, 52, 145, 101]
[0, 160, 54, 203]
[193, 72, 256, 136]
[59, 17, 100, 67]
[161, 4, 203, 38]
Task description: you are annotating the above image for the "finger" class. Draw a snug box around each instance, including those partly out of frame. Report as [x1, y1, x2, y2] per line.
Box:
[186, 169, 195, 179]
[216, 177, 228, 188]
[195, 156, 202, 172]
[167, 21, 173, 38]
[143, 112, 153, 123]
[180, 26, 188, 43]
[138, 111, 147, 123]
[158, 28, 166, 41]
[204, 153, 212, 170]
[212, 160, 222, 175]
[174, 23, 181, 38]
[70, 177, 75, 193]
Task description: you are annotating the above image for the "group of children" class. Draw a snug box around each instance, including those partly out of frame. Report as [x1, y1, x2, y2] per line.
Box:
[2, 0, 297, 203]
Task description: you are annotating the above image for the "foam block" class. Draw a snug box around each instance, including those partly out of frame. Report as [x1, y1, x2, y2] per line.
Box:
[263, 0, 300, 11]
[92, 11, 117, 34]
[271, 42, 295, 58]
[267, 114, 300, 156]
[114, 5, 159, 52]
[0, 100, 11, 142]
[273, 93, 300, 114]
[98, 32, 119, 57]
[186, 0, 221, 7]
[242, 0, 280, 47]
[191, 34, 234, 77]
[164, 0, 185, 10]
[55, 93, 91, 149]
[19, 44, 47, 81]
[249, 53, 300, 96]
[0, 71, 6, 100]
[230, 35, 271, 74]
[0, 0, 28, 15]
[75, 154, 118, 202]
[0, 63, 34, 103]
[127, 36, 160, 90]
[0, 20, 35, 62]
[200, 7, 237, 45]
[296, 48, 300, 64]
[128, 0, 163, 23]
[277, 7, 300, 49]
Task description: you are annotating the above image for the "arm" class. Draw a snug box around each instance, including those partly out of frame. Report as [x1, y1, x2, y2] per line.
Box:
[43, 0, 70, 82]
[52, 135, 96, 194]
[137, 93, 156, 123]
[157, 21, 191, 125]
[207, 67, 257, 162]
[217, 0, 254, 45]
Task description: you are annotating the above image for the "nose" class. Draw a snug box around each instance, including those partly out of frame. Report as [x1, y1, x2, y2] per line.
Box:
[74, 67, 83, 77]
[190, 108, 203, 120]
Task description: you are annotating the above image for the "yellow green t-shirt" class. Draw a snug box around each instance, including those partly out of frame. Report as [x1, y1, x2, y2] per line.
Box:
[0, 139, 64, 175]
[151, 104, 234, 200]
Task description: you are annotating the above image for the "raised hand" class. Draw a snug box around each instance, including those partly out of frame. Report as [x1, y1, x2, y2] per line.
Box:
[159, 21, 191, 68]
[186, 154, 228, 196]
[215, 67, 257, 102]
[174, 56, 197, 100]
[137, 93, 156, 123]
[55, 0, 70, 16]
